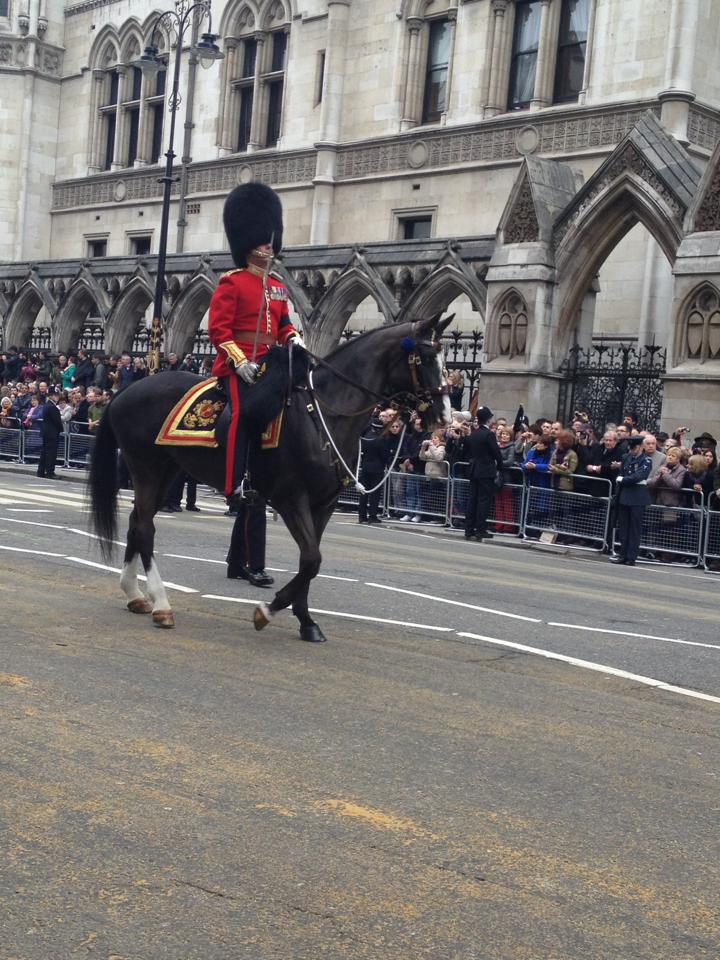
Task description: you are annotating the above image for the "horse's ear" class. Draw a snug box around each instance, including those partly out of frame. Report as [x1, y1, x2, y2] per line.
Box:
[414, 312, 444, 336]
[436, 313, 455, 335]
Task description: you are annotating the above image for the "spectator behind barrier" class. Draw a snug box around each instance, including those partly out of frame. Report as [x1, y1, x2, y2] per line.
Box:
[648, 446, 685, 506]
[550, 430, 578, 490]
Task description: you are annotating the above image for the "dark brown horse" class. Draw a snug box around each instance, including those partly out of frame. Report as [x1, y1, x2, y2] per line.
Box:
[88, 314, 453, 642]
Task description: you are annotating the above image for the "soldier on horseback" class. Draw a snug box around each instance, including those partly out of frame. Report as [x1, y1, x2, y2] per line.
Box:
[208, 183, 304, 500]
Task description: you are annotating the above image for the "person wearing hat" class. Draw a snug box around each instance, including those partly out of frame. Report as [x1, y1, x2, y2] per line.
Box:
[610, 434, 652, 566]
[208, 183, 304, 500]
[693, 431, 717, 452]
[460, 405, 504, 541]
[37, 389, 63, 479]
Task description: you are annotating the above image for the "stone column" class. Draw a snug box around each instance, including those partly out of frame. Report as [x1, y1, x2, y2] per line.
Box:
[478, 0, 498, 111]
[485, 0, 513, 118]
[217, 38, 239, 155]
[578, 0, 598, 105]
[400, 17, 424, 131]
[310, 0, 352, 245]
[660, 0, 699, 143]
[88, 69, 106, 173]
[135, 71, 150, 166]
[440, 7, 458, 123]
[111, 65, 128, 170]
[531, 0, 561, 111]
[247, 31, 267, 152]
[637, 237, 673, 349]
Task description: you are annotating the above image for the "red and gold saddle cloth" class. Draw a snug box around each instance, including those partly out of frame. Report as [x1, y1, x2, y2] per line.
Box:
[155, 377, 283, 450]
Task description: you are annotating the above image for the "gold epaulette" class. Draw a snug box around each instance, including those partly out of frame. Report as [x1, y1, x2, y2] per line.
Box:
[221, 268, 246, 278]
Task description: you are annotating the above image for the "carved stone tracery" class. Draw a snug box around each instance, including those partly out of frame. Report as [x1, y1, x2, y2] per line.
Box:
[503, 178, 539, 244]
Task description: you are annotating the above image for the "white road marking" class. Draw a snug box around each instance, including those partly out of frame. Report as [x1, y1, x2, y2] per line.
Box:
[317, 574, 359, 582]
[365, 582, 542, 623]
[6, 508, 54, 513]
[0, 488, 89, 508]
[65, 557, 198, 593]
[0, 517, 125, 547]
[164, 553, 290, 574]
[547, 622, 720, 651]
[203, 594, 453, 632]
[0, 544, 64, 557]
[457, 632, 720, 705]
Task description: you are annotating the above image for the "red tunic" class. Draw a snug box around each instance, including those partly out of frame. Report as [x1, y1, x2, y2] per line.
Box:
[208, 268, 297, 378]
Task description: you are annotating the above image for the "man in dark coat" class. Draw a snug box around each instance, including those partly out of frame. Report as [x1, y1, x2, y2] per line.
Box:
[226, 497, 274, 587]
[37, 390, 62, 479]
[461, 405, 504, 541]
[610, 435, 652, 566]
[72, 350, 94, 390]
[4, 347, 21, 384]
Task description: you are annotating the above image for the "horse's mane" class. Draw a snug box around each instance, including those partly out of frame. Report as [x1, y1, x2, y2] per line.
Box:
[324, 321, 414, 361]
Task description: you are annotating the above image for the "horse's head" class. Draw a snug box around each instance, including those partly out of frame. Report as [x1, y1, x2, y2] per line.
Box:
[400, 313, 454, 430]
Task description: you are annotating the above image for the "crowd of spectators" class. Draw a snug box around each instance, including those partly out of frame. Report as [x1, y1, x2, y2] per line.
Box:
[0, 346, 210, 438]
[356, 395, 720, 531]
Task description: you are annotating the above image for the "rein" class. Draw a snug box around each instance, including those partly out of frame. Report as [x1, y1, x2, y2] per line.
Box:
[301, 331, 446, 495]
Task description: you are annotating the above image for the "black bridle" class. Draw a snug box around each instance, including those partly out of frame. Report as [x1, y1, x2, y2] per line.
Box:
[302, 332, 449, 420]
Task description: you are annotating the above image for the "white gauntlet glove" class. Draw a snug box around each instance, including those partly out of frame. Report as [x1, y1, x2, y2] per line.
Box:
[235, 360, 259, 384]
[290, 334, 306, 350]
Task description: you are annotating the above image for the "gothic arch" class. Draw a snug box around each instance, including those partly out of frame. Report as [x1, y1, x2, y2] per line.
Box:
[259, 0, 292, 30]
[553, 173, 682, 359]
[88, 25, 120, 70]
[118, 19, 144, 62]
[310, 264, 398, 356]
[106, 275, 153, 355]
[166, 274, 214, 357]
[4, 281, 47, 350]
[54, 278, 108, 354]
[674, 282, 720, 366]
[402, 262, 486, 322]
[219, 0, 261, 36]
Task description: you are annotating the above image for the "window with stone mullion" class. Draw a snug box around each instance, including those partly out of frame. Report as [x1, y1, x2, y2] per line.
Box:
[553, 0, 589, 104]
[232, 36, 257, 152]
[144, 65, 167, 165]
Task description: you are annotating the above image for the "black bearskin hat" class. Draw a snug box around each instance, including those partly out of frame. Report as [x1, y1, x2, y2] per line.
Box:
[223, 183, 283, 267]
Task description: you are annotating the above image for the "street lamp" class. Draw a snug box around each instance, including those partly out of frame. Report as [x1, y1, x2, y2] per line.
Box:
[133, 1, 223, 374]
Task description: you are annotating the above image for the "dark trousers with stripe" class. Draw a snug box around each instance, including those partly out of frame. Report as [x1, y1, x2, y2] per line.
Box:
[227, 497, 267, 574]
[223, 375, 249, 496]
[466, 476, 495, 537]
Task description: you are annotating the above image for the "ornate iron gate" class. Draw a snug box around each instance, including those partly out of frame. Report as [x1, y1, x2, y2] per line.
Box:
[557, 343, 666, 433]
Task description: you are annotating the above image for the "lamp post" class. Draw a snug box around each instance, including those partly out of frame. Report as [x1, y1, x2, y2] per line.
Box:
[134, 0, 223, 374]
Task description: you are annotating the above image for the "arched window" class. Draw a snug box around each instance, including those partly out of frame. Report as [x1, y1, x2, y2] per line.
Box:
[219, 2, 290, 154]
[496, 291, 528, 359]
[421, 18, 452, 124]
[88, 24, 167, 173]
[684, 287, 720, 363]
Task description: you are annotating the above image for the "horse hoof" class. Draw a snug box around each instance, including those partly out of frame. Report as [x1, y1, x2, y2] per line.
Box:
[127, 597, 152, 615]
[152, 610, 175, 629]
[254, 602, 272, 631]
[300, 624, 327, 644]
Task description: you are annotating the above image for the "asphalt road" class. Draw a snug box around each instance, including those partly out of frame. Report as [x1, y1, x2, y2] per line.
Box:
[1, 469, 718, 960]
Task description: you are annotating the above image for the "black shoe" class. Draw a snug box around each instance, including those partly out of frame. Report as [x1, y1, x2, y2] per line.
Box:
[247, 569, 274, 588]
[624, 560, 636, 566]
[159, 505, 176, 513]
[46, 473, 57, 479]
[185, 504, 200, 512]
[358, 517, 367, 524]
[367, 517, 382, 524]
[227, 568, 249, 580]
[479, 532, 494, 540]
[609, 556, 626, 564]
[464, 532, 476, 540]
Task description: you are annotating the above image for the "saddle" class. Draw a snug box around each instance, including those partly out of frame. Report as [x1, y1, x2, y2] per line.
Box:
[155, 344, 311, 450]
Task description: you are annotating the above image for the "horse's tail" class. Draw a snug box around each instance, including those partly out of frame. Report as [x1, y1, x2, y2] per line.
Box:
[88, 403, 119, 562]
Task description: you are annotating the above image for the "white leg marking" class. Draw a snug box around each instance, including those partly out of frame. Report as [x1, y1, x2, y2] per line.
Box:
[120, 556, 146, 603]
[144, 558, 172, 613]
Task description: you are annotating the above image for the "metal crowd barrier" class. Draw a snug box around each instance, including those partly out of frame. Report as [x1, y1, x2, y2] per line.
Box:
[385, 466, 451, 522]
[523, 476, 613, 551]
[703, 492, 720, 572]
[66, 422, 96, 468]
[0, 418, 22, 462]
[612, 490, 705, 567]
[449, 463, 525, 536]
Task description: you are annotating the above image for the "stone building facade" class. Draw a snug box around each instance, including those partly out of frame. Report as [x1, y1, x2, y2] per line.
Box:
[1, 0, 719, 431]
